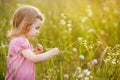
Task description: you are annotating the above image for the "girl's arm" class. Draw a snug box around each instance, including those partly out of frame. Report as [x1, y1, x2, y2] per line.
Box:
[21, 48, 59, 63]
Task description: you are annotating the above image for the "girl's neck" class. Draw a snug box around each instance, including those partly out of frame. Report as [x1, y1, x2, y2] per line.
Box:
[17, 35, 28, 40]
[17, 35, 29, 43]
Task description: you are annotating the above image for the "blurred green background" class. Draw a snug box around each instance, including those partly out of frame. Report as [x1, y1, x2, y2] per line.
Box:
[0, 0, 120, 80]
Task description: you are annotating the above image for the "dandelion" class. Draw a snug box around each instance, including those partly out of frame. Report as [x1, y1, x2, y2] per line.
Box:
[91, 59, 98, 65]
[84, 77, 89, 80]
[73, 48, 77, 52]
[77, 37, 83, 41]
[67, 23, 72, 27]
[86, 5, 93, 17]
[88, 29, 95, 33]
[79, 55, 84, 60]
[61, 13, 66, 19]
[76, 67, 81, 72]
[83, 69, 91, 76]
[60, 19, 66, 25]
[68, 27, 72, 32]
[64, 74, 69, 79]
[81, 16, 88, 23]
[112, 61, 116, 64]
[78, 73, 84, 79]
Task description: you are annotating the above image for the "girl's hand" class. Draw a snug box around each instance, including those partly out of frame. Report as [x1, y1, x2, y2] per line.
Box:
[36, 44, 43, 54]
[52, 48, 59, 56]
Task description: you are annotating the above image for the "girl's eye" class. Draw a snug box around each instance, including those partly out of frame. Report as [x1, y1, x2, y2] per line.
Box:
[36, 26, 40, 30]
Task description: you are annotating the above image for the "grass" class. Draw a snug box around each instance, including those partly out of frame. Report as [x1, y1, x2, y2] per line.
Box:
[0, 0, 120, 80]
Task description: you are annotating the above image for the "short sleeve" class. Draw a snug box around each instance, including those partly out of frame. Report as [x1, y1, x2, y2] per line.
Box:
[12, 39, 29, 54]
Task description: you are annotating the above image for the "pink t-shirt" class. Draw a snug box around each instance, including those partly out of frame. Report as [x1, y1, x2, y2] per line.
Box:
[5, 37, 35, 80]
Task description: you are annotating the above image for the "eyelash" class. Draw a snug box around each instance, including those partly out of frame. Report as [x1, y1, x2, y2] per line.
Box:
[36, 27, 40, 30]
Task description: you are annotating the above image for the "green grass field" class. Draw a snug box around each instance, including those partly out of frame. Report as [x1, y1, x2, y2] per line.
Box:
[0, 0, 120, 80]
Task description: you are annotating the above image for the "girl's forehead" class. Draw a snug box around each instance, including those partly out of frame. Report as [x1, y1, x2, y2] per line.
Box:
[30, 19, 43, 28]
[34, 19, 43, 26]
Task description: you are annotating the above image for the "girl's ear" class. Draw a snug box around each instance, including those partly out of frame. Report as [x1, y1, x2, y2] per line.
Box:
[22, 23, 31, 34]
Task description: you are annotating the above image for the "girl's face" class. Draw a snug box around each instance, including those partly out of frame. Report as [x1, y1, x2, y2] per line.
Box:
[25, 19, 42, 38]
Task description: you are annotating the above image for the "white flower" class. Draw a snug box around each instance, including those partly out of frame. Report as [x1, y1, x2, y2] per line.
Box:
[79, 55, 84, 60]
[60, 19, 66, 25]
[78, 73, 84, 79]
[112, 61, 116, 64]
[83, 69, 91, 76]
[68, 27, 72, 32]
[77, 37, 83, 41]
[76, 67, 81, 72]
[84, 77, 89, 80]
[67, 23, 72, 27]
[91, 59, 98, 65]
[73, 48, 77, 52]
[88, 29, 95, 33]
[81, 16, 88, 23]
[64, 74, 69, 79]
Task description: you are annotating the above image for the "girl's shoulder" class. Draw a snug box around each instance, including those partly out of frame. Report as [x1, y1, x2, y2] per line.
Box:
[9, 37, 28, 45]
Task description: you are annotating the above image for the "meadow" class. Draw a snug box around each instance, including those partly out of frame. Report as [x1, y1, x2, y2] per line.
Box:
[0, 0, 120, 80]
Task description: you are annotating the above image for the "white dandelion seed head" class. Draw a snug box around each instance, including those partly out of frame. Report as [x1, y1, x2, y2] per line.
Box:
[112, 61, 116, 64]
[84, 77, 89, 80]
[76, 67, 81, 72]
[88, 29, 95, 33]
[60, 19, 66, 25]
[81, 16, 88, 23]
[67, 23, 72, 27]
[68, 27, 72, 32]
[77, 37, 83, 41]
[64, 74, 69, 79]
[79, 55, 84, 60]
[83, 69, 91, 76]
[78, 73, 84, 79]
[73, 48, 77, 52]
[91, 59, 98, 65]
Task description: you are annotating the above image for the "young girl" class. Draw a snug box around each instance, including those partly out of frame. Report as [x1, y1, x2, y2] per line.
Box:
[5, 5, 59, 80]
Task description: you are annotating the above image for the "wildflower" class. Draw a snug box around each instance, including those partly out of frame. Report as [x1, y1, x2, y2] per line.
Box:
[78, 73, 84, 79]
[88, 29, 95, 33]
[73, 48, 77, 52]
[84, 77, 89, 80]
[68, 27, 72, 32]
[61, 13, 66, 19]
[91, 59, 98, 65]
[64, 74, 69, 79]
[76, 67, 81, 72]
[60, 19, 66, 25]
[67, 23, 72, 27]
[79, 55, 84, 60]
[81, 16, 88, 23]
[112, 61, 116, 64]
[83, 69, 91, 76]
[77, 37, 83, 41]
[86, 5, 93, 17]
